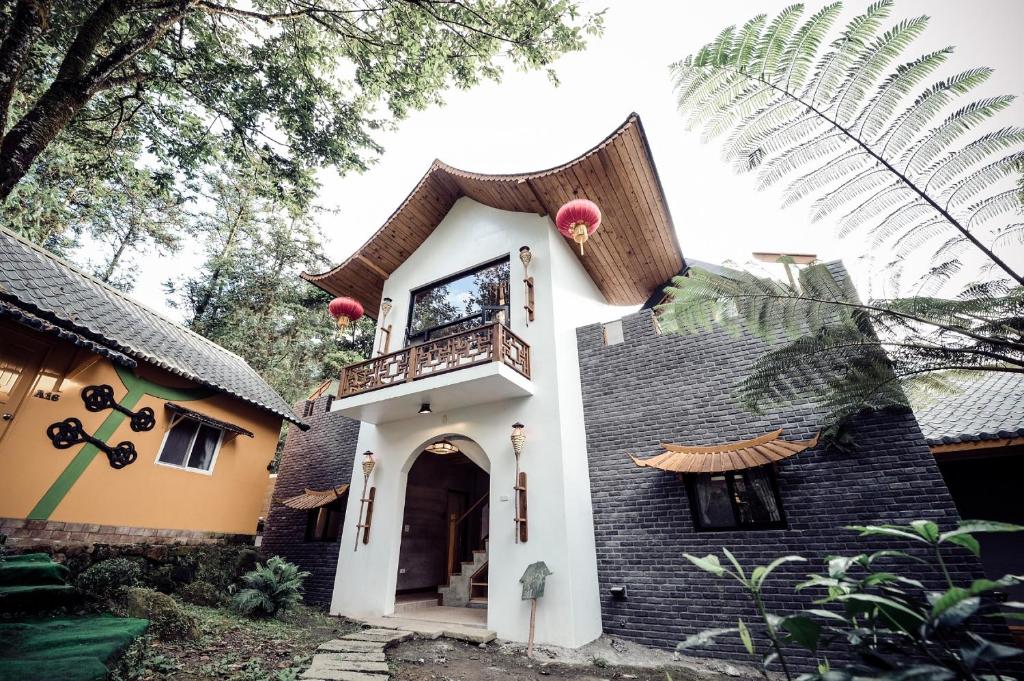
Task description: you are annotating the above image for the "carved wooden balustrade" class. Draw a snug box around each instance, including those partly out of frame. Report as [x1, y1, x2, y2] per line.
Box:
[339, 322, 531, 398]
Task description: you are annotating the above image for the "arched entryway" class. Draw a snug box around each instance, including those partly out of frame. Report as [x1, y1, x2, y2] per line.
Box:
[394, 435, 490, 624]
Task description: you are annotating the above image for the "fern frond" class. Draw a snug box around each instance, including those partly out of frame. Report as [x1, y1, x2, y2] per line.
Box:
[854, 47, 951, 141]
[724, 100, 814, 166]
[832, 16, 930, 125]
[836, 183, 913, 236]
[809, 166, 891, 222]
[782, 151, 873, 208]
[779, 2, 843, 92]
[757, 130, 849, 188]
[902, 95, 1016, 177]
[990, 223, 1024, 251]
[876, 67, 992, 154]
[924, 127, 1024, 192]
[754, 4, 805, 79]
[807, 0, 894, 106]
[868, 201, 934, 248]
[964, 188, 1023, 229]
[943, 150, 1024, 210]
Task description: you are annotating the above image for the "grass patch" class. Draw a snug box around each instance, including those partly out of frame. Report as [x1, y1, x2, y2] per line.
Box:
[140, 602, 359, 680]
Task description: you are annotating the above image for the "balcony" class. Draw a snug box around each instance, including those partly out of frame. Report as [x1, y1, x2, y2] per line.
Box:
[333, 322, 533, 424]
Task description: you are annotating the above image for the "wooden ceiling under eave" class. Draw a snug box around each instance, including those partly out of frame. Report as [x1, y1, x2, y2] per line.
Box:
[302, 113, 684, 317]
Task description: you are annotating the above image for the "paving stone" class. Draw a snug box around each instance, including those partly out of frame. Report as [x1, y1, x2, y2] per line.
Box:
[307, 659, 389, 674]
[442, 627, 496, 644]
[318, 639, 386, 653]
[342, 629, 412, 644]
[313, 651, 386, 663]
[299, 669, 388, 681]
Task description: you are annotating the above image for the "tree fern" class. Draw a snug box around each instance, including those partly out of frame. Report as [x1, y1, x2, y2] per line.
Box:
[658, 264, 1024, 442]
[231, 556, 310, 619]
[671, 0, 1024, 286]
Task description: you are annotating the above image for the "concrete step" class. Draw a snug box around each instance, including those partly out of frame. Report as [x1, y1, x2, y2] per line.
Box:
[467, 598, 487, 609]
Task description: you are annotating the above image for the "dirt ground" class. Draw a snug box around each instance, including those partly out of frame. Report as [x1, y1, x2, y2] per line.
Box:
[387, 637, 753, 681]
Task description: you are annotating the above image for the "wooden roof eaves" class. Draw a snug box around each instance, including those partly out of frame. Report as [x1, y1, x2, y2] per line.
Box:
[301, 113, 684, 308]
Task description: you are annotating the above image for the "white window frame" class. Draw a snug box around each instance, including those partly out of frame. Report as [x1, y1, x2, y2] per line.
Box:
[154, 413, 225, 476]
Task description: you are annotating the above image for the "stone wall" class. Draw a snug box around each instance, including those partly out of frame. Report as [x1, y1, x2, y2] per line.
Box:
[261, 394, 360, 605]
[577, 309, 989, 667]
[0, 517, 251, 547]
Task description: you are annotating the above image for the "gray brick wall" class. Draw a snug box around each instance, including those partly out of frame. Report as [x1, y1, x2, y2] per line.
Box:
[261, 395, 360, 605]
[577, 309, 989, 667]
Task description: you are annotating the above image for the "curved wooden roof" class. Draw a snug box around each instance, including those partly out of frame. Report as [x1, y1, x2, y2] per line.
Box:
[302, 113, 683, 316]
[280, 484, 350, 510]
[630, 429, 819, 474]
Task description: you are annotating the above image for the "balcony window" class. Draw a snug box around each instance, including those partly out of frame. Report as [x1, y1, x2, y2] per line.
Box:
[407, 257, 510, 344]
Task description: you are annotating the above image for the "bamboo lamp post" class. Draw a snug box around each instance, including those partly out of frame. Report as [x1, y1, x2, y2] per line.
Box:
[511, 422, 528, 543]
[353, 451, 376, 551]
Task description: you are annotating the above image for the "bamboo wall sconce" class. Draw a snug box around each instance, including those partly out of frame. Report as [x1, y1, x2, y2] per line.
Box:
[520, 246, 535, 326]
[354, 451, 376, 550]
[377, 298, 393, 355]
[511, 422, 528, 542]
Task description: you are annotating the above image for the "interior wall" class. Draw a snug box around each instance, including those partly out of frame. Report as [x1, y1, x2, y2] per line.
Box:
[397, 451, 488, 592]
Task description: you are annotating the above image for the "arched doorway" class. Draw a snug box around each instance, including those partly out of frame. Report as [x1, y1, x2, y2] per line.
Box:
[395, 436, 489, 619]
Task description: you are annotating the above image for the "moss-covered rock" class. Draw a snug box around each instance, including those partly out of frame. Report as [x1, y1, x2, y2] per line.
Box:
[75, 558, 141, 601]
[179, 580, 224, 607]
[117, 588, 197, 641]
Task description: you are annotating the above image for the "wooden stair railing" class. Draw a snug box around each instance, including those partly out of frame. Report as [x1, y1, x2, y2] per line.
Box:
[446, 492, 489, 580]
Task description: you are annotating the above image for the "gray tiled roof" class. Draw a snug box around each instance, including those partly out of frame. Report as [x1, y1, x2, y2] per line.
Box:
[913, 372, 1024, 445]
[0, 228, 304, 427]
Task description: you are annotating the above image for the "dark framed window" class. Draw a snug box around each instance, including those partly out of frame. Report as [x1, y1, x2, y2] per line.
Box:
[157, 417, 223, 473]
[406, 256, 510, 344]
[687, 466, 785, 531]
[306, 498, 346, 542]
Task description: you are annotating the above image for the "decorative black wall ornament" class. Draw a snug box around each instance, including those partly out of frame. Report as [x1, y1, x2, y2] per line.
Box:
[46, 417, 139, 469]
[44, 384, 154, 470]
[81, 384, 156, 432]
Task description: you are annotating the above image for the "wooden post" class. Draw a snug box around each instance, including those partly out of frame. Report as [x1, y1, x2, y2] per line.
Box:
[406, 345, 418, 382]
[361, 487, 375, 544]
[527, 598, 538, 657]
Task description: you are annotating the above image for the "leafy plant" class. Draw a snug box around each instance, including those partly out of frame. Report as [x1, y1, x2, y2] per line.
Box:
[231, 556, 310, 619]
[118, 587, 198, 641]
[76, 557, 142, 600]
[681, 519, 1024, 680]
[179, 580, 225, 607]
[664, 1, 1024, 440]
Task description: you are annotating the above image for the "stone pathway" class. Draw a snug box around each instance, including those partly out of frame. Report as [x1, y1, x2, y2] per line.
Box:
[301, 627, 412, 681]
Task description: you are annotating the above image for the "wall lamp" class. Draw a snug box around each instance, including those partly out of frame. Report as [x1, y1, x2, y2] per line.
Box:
[418, 402, 432, 414]
[609, 586, 628, 600]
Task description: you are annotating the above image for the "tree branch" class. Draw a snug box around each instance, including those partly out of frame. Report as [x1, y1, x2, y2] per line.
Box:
[0, 0, 51, 137]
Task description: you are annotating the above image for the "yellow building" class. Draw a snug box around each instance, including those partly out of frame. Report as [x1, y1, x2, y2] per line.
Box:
[0, 228, 304, 547]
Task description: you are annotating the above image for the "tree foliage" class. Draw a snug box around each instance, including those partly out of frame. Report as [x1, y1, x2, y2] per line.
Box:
[165, 164, 372, 404]
[664, 1, 1024, 440]
[0, 0, 602, 280]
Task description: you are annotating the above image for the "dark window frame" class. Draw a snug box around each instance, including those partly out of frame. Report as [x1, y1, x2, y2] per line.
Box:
[305, 497, 347, 543]
[685, 465, 787, 532]
[405, 255, 511, 345]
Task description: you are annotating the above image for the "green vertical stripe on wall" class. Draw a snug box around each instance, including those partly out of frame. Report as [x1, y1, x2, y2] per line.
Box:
[28, 365, 217, 520]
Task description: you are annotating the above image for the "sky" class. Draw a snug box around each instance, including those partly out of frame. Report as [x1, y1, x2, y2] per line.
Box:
[95, 0, 1024, 322]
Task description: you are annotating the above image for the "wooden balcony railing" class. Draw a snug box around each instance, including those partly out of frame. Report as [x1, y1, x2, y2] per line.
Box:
[339, 322, 531, 398]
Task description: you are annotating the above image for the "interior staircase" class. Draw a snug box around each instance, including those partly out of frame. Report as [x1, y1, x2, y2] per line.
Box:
[438, 548, 487, 608]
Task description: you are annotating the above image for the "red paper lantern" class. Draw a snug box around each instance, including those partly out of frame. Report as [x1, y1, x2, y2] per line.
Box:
[328, 296, 364, 333]
[556, 199, 601, 255]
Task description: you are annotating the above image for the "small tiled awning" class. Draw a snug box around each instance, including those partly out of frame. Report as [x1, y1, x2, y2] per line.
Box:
[165, 403, 254, 438]
[280, 485, 350, 510]
[630, 429, 819, 473]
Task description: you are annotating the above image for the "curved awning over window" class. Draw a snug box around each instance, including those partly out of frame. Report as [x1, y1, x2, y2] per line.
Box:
[280, 485, 350, 510]
[630, 429, 818, 474]
[165, 402, 254, 438]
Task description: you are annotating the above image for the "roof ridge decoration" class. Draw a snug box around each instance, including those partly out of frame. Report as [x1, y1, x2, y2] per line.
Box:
[630, 429, 819, 474]
[302, 113, 684, 316]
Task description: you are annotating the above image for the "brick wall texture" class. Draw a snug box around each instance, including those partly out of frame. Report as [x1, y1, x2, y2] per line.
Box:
[261, 395, 360, 605]
[577, 309, 992, 668]
[0, 517, 250, 547]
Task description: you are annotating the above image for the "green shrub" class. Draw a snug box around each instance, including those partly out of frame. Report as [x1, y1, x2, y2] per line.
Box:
[179, 580, 224, 607]
[118, 587, 197, 640]
[681, 519, 1024, 680]
[76, 558, 141, 600]
[231, 556, 310, 619]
